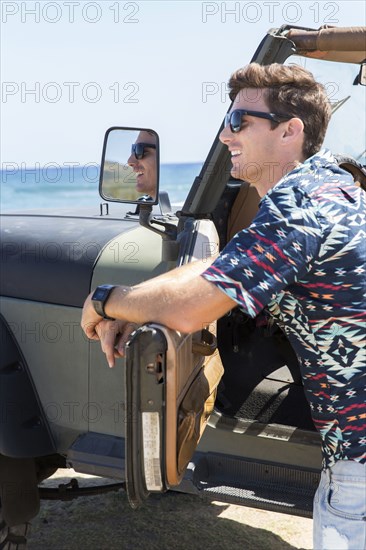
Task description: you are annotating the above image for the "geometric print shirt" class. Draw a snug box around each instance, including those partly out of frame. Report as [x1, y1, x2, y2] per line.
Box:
[202, 149, 366, 469]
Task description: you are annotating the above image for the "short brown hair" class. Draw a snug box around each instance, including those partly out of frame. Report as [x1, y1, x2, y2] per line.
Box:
[228, 63, 332, 159]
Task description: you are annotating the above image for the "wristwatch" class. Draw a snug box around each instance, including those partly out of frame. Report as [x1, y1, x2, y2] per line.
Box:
[91, 284, 116, 320]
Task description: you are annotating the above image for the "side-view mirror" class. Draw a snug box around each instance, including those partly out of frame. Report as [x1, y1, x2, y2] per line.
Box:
[99, 127, 159, 205]
[357, 62, 366, 86]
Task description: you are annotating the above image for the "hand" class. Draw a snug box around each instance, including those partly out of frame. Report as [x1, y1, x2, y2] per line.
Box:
[95, 319, 138, 368]
[81, 293, 103, 340]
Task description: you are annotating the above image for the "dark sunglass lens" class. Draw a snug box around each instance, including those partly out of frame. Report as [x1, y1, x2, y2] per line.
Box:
[132, 143, 144, 159]
[231, 111, 242, 132]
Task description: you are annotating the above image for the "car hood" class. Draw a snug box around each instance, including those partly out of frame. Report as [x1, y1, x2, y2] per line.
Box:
[0, 213, 138, 307]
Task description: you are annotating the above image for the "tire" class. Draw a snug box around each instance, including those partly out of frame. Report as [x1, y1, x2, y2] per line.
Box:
[0, 511, 30, 550]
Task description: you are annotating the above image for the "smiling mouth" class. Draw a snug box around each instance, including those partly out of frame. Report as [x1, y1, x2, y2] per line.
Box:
[231, 150, 241, 157]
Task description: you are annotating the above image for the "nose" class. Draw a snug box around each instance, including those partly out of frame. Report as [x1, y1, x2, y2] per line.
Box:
[127, 153, 135, 166]
[219, 123, 233, 145]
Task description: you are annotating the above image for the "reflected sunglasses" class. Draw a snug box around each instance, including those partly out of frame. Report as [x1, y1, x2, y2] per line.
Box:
[224, 109, 292, 133]
[131, 142, 156, 160]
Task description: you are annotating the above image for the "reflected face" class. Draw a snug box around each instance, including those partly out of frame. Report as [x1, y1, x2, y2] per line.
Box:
[127, 131, 157, 199]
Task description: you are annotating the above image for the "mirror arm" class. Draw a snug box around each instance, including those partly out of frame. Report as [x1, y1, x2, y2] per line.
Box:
[138, 205, 178, 241]
[139, 204, 179, 262]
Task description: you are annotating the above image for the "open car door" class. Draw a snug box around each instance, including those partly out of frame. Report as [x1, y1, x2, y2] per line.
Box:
[125, 323, 223, 508]
[124, 219, 223, 508]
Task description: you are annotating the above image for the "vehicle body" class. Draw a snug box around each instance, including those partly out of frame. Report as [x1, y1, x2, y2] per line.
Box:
[0, 24, 365, 543]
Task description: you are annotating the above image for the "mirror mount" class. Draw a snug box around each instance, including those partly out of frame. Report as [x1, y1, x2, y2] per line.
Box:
[139, 204, 179, 262]
[138, 204, 177, 241]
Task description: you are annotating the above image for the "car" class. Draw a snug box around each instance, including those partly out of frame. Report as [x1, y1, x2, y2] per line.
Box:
[1, 23, 365, 548]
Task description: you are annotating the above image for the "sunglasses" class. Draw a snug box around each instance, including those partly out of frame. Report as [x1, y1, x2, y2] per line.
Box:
[131, 142, 156, 160]
[224, 109, 292, 133]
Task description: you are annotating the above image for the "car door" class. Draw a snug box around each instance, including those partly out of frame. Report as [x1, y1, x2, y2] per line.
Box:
[124, 219, 224, 508]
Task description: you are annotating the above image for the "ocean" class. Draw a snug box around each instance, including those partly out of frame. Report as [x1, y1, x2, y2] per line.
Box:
[0, 163, 203, 212]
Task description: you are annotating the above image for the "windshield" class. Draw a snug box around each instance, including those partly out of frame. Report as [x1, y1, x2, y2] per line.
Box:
[285, 56, 366, 164]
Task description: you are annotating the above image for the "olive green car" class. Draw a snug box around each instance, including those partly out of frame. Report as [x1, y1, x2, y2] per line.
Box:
[1, 24, 365, 548]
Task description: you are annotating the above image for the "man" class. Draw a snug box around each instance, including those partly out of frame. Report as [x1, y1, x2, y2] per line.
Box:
[127, 130, 157, 200]
[82, 63, 366, 549]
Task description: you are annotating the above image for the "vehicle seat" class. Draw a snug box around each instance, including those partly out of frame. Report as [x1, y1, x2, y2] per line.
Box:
[226, 181, 260, 240]
[225, 155, 366, 244]
[218, 182, 314, 430]
[216, 154, 365, 430]
[334, 154, 366, 191]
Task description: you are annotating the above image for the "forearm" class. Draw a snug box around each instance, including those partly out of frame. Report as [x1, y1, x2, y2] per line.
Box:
[103, 259, 234, 333]
[134, 257, 218, 290]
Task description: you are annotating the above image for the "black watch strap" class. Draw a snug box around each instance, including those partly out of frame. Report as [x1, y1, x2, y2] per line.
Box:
[91, 284, 116, 320]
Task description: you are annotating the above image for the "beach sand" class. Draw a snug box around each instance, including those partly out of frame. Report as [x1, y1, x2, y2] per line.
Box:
[27, 469, 313, 550]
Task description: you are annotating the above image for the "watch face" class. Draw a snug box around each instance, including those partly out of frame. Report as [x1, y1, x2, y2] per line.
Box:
[93, 288, 106, 300]
[91, 285, 116, 320]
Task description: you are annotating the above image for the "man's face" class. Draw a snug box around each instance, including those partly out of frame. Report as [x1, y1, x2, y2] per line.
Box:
[219, 89, 286, 191]
[127, 131, 157, 199]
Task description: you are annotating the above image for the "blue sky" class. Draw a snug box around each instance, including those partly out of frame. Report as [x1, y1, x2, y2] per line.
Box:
[1, 1, 365, 165]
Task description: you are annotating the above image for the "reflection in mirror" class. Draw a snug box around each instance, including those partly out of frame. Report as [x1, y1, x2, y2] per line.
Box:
[100, 128, 159, 204]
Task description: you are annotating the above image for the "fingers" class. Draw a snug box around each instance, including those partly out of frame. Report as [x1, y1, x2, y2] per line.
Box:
[95, 321, 120, 368]
[81, 293, 138, 368]
[95, 320, 138, 368]
[115, 322, 138, 357]
[83, 322, 101, 341]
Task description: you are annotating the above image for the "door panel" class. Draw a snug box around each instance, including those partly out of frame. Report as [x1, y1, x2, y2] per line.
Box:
[125, 323, 223, 508]
[125, 219, 223, 508]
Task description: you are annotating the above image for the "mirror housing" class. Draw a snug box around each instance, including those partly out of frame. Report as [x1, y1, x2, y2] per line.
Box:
[357, 62, 366, 85]
[99, 127, 159, 205]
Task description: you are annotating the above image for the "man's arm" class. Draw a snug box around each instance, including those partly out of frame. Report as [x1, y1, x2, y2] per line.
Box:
[81, 257, 236, 338]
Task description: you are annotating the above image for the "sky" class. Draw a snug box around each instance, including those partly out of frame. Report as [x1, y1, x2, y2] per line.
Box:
[1, 0, 366, 167]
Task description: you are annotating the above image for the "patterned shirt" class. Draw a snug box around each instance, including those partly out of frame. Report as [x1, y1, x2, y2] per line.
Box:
[202, 149, 366, 468]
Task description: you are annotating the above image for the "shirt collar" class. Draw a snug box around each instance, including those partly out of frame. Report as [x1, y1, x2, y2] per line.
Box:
[265, 148, 336, 198]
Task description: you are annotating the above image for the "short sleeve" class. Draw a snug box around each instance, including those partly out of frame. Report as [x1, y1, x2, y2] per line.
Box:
[201, 186, 322, 317]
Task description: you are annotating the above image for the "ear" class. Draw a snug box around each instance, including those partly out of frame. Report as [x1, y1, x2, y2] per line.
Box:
[281, 117, 304, 143]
